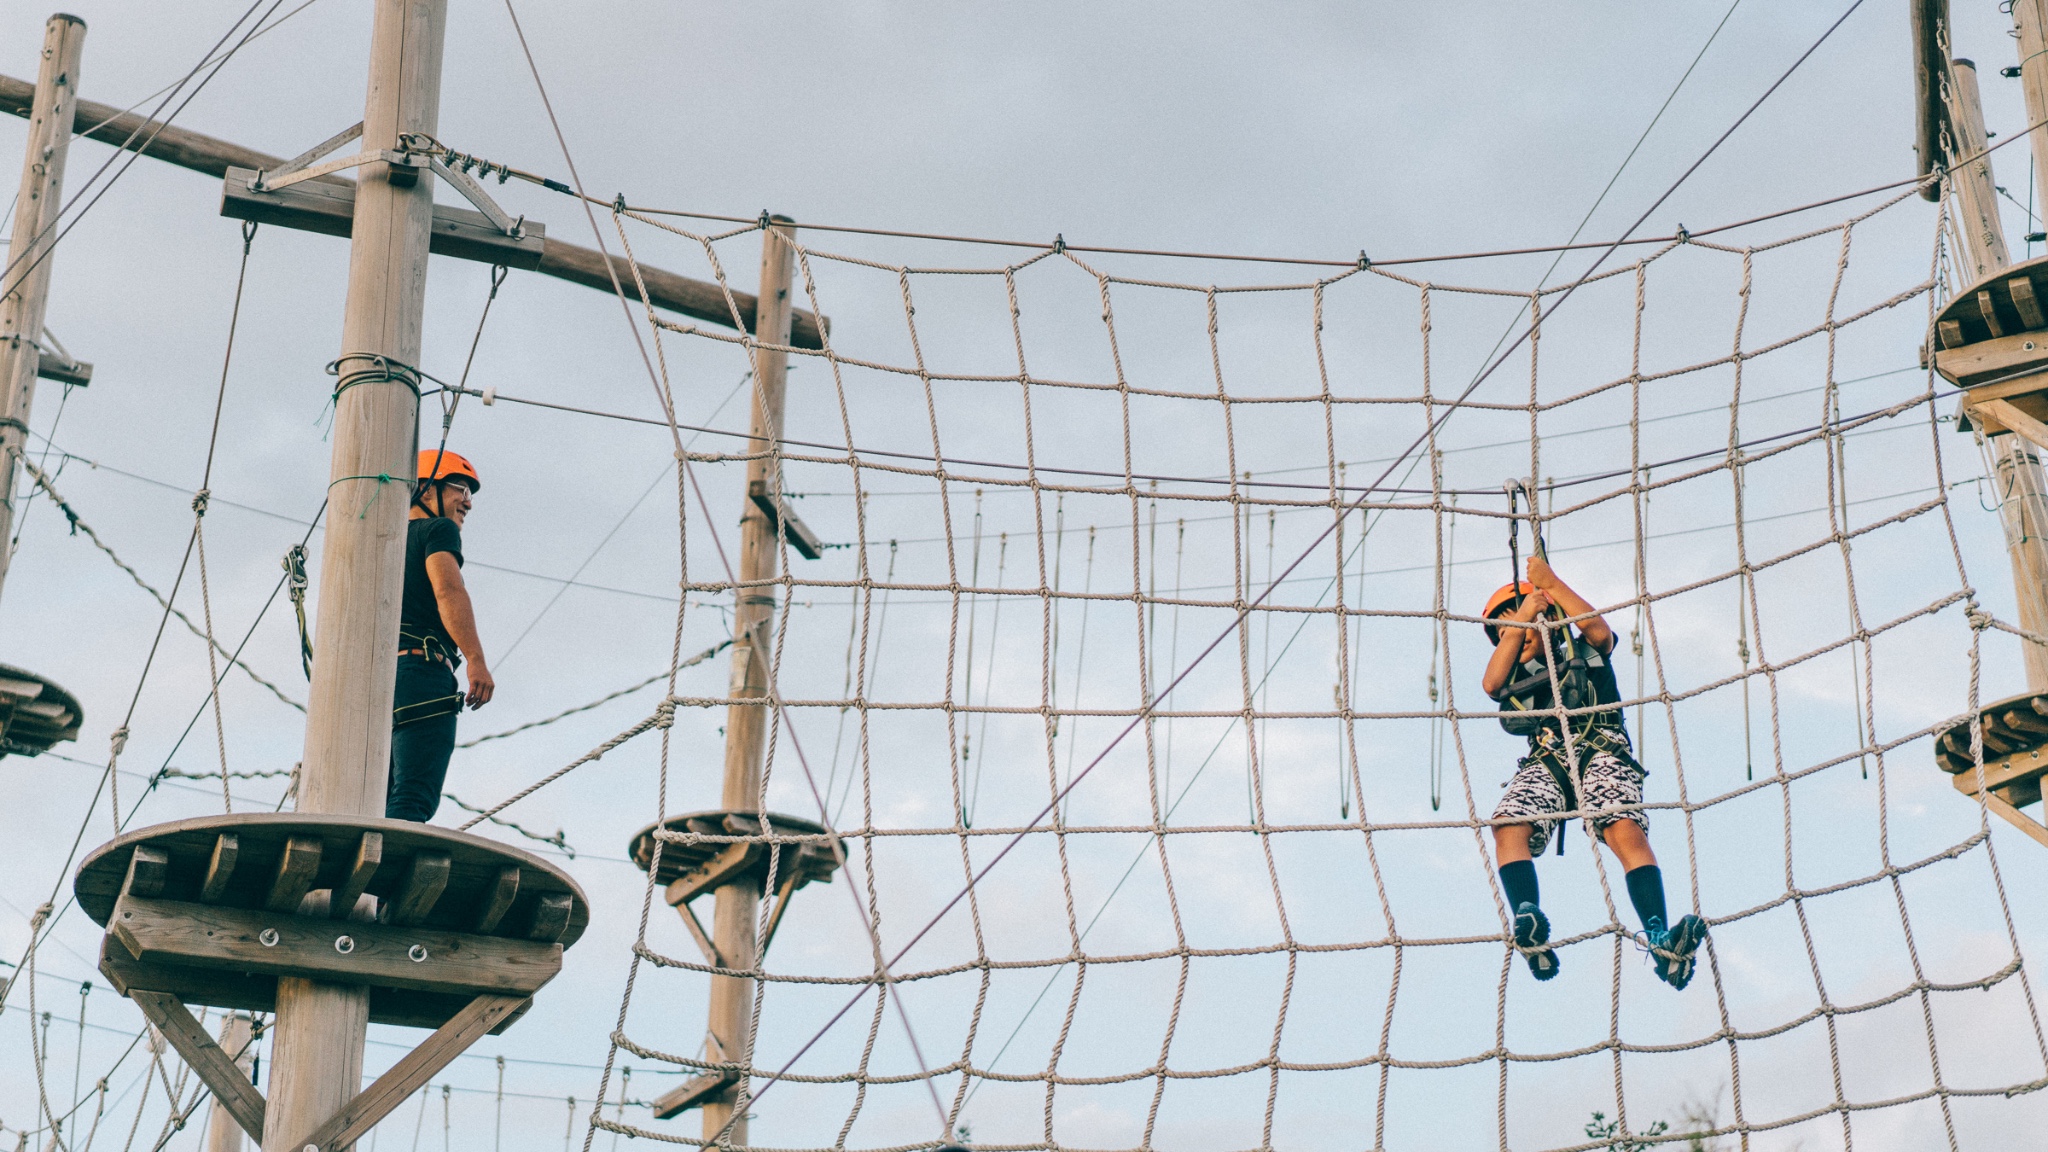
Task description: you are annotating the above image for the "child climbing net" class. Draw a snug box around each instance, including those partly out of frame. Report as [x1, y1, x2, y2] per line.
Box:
[439, 177, 2047, 1150]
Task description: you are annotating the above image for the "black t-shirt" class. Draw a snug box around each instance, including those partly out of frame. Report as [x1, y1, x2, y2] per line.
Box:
[400, 516, 463, 660]
[1490, 633, 1627, 737]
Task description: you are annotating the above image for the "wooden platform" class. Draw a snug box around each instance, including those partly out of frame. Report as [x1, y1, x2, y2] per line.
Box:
[1936, 691, 2048, 849]
[0, 663, 80, 757]
[630, 811, 840, 1120]
[628, 809, 839, 901]
[76, 813, 588, 1031]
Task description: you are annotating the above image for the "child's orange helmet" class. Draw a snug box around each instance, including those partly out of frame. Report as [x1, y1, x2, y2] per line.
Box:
[417, 448, 481, 493]
[1482, 581, 1536, 647]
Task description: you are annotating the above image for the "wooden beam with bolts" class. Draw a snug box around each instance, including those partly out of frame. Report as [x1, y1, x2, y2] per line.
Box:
[0, 74, 828, 348]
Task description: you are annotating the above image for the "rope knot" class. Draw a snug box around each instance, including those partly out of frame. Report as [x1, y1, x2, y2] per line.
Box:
[191, 488, 210, 516]
[1966, 600, 1993, 631]
[29, 901, 52, 930]
[654, 698, 677, 729]
[109, 725, 129, 757]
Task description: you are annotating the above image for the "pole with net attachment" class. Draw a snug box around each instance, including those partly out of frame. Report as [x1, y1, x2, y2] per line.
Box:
[632, 216, 844, 1138]
[1925, 51, 2048, 844]
[0, 13, 87, 759]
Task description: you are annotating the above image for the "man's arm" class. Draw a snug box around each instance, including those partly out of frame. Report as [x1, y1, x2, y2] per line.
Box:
[424, 552, 495, 708]
[1526, 556, 1613, 653]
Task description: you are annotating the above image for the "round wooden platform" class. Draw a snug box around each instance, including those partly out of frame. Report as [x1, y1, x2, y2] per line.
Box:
[1935, 690, 2048, 806]
[76, 813, 589, 1030]
[0, 662, 81, 757]
[628, 809, 840, 892]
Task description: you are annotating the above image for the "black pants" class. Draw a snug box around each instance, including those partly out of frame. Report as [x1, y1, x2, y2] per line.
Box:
[386, 655, 461, 821]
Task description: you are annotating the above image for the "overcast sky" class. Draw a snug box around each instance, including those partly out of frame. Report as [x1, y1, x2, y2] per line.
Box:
[5, 3, 2048, 1151]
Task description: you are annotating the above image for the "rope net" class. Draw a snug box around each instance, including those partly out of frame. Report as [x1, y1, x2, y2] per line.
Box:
[541, 183, 2048, 1152]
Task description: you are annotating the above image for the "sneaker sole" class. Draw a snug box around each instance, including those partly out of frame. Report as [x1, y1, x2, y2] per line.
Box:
[1658, 915, 1708, 990]
[1515, 905, 1559, 981]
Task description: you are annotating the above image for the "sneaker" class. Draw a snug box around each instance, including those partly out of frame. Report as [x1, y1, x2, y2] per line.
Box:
[1514, 901, 1559, 981]
[1645, 914, 1707, 990]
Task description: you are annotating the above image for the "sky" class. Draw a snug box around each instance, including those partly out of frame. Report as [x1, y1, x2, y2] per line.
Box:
[5, 2, 2048, 1151]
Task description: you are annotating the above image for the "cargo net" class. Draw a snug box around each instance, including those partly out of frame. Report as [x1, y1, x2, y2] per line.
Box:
[534, 185, 2048, 1152]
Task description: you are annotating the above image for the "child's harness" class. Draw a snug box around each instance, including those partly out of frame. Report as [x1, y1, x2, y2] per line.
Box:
[1495, 479, 1638, 854]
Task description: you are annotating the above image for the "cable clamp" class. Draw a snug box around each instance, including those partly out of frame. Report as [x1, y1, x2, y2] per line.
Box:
[326, 352, 422, 398]
[1053, 233, 1066, 254]
[1357, 250, 1371, 270]
[1674, 223, 1690, 244]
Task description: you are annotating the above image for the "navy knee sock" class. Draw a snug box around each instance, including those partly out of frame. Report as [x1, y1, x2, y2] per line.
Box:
[1499, 859, 1540, 912]
[1625, 864, 1667, 931]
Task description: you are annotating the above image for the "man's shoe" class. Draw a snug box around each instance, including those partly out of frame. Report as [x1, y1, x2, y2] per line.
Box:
[1514, 902, 1559, 981]
[1645, 914, 1707, 990]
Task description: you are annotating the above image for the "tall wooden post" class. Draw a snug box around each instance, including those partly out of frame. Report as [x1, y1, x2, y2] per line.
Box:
[265, 1, 445, 1149]
[204, 1014, 256, 1152]
[1949, 57, 2048, 690]
[0, 13, 83, 610]
[704, 217, 795, 1146]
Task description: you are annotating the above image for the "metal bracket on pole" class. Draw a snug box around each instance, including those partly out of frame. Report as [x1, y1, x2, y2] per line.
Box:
[253, 121, 362, 190]
[251, 146, 421, 194]
[425, 156, 523, 237]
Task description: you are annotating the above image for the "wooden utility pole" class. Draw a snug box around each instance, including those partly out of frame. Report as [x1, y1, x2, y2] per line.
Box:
[0, 13, 83, 608]
[204, 1014, 256, 1152]
[703, 217, 796, 1146]
[265, 1, 445, 1149]
[1947, 57, 2048, 690]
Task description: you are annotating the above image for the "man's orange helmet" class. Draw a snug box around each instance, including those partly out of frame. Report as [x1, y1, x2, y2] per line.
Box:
[1482, 581, 1535, 647]
[417, 448, 481, 493]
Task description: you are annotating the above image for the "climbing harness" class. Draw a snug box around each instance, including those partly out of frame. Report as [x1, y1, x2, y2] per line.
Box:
[1491, 479, 1636, 854]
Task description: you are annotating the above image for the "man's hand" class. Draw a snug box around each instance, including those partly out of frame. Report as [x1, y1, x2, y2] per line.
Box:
[1527, 556, 1558, 591]
[466, 662, 495, 709]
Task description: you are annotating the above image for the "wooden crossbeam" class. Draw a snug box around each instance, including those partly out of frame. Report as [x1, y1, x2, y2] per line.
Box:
[651, 1072, 739, 1120]
[674, 900, 724, 968]
[474, 865, 520, 934]
[132, 989, 529, 1152]
[298, 995, 528, 1152]
[265, 836, 322, 913]
[0, 75, 827, 348]
[1981, 789, 2048, 851]
[199, 833, 237, 903]
[125, 846, 168, 899]
[1973, 397, 2048, 457]
[129, 991, 266, 1142]
[111, 894, 561, 997]
[390, 852, 451, 925]
[663, 841, 763, 908]
[329, 831, 384, 920]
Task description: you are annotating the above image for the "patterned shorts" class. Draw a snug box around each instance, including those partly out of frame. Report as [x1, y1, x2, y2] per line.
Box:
[1491, 745, 1646, 856]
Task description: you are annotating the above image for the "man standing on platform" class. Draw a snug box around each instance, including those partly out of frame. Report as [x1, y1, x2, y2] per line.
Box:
[386, 448, 494, 821]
